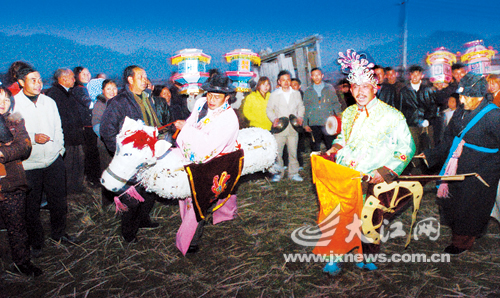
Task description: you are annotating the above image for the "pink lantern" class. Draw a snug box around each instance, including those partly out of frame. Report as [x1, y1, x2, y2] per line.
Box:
[224, 49, 261, 92]
[171, 49, 211, 94]
[426, 47, 456, 84]
[460, 40, 495, 75]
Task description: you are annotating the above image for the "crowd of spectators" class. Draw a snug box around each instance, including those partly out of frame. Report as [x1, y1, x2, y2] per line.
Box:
[1, 58, 498, 277]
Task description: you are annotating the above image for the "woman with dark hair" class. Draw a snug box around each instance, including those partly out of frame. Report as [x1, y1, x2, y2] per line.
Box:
[487, 74, 500, 107]
[0, 86, 42, 277]
[92, 79, 117, 138]
[241, 76, 272, 130]
[92, 79, 118, 205]
[151, 85, 172, 126]
[71, 66, 101, 186]
[5, 61, 32, 96]
[169, 72, 191, 121]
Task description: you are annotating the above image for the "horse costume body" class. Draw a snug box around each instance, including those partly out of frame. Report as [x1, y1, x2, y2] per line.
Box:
[101, 117, 278, 198]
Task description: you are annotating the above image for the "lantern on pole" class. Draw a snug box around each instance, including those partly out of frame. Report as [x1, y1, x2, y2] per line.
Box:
[460, 40, 495, 75]
[426, 47, 456, 84]
[171, 49, 211, 94]
[224, 49, 261, 92]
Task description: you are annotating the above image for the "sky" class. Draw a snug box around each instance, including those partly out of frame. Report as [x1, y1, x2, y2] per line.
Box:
[1, 0, 500, 74]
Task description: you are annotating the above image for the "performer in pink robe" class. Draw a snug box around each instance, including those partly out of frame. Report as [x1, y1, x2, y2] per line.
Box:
[173, 74, 240, 255]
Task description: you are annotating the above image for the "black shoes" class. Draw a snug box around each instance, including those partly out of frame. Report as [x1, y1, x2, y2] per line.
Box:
[187, 245, 199, 254]
[31, 234, 76, 257]
[52, 234, 78, 245]
[123, 235, 138, 243]
[17, 262, 43, 277]
[444, 245, 467, 255]
[122, 221, 159, 242]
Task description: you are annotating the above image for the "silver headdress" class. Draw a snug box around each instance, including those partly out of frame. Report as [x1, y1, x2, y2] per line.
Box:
[338, 49, 377, 87]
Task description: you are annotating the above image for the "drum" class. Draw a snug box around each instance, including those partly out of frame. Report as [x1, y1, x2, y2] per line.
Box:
[323, 115, 342, 135]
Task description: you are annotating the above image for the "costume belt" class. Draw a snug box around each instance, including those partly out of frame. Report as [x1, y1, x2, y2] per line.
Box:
[439, 103, 499, 176]
[463, 143, 499, 153]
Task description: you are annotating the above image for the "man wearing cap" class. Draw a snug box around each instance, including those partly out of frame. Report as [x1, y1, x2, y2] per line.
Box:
[314, 50, 415, 276]
[266, 70, 305, 182]
[421, 72, 500, 254]
[173, 74, 239, 254]
[303, 68, 345, 152]
[100, 65, 161, 242]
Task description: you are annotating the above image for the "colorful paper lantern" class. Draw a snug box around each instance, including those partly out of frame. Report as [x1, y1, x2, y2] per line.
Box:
[224, 49, 261, 92]
[460, 40, 495, 75]
[171, 49, 211, 94]
[425, 47, 456, 84]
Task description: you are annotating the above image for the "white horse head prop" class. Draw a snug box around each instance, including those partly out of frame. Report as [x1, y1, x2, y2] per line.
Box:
[101, 117, 171, 192]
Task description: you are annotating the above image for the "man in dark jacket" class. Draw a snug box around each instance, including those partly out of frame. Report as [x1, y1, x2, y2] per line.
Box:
[169, 81, 191, 121]
[422, 73, 500, 254]
[100, 65, 161, 242]
[399, 65, 438, 156]
[373, 65, 397, 108]
[101, 66, 161, 153]
[303, 68, 344, 151]
[45, 69, 85, 194]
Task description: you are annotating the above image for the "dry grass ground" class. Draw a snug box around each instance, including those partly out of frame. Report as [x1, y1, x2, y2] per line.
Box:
[1, 155, 499, 297]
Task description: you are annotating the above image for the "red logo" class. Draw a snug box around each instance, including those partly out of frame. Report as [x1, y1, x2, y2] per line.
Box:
[211, 171, 231, 201]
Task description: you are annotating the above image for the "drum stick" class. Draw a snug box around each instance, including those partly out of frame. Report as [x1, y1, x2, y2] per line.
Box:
[412, 155, 429, 167]
[157, 121, 177, 131]
[173, 129, 180, 139]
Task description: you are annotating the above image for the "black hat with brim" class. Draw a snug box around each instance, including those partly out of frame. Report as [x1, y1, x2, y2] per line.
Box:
[201, 74, 236, 94]
[457, 72, 487, 97]
[270, 117, 289, 134]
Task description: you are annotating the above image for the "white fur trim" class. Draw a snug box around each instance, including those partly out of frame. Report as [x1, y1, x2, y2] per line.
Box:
[138, 127, 277, 199]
